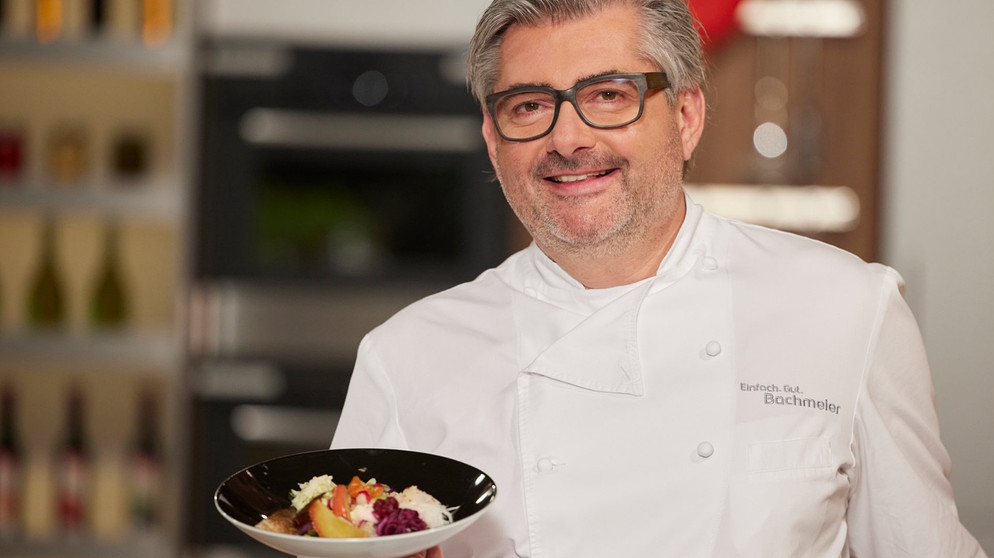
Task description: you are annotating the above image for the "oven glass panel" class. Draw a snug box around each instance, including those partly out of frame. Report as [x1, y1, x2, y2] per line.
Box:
[253, 157, 464, 280]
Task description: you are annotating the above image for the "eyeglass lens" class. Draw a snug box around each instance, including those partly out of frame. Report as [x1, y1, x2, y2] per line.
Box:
[492, 76, 646, 140]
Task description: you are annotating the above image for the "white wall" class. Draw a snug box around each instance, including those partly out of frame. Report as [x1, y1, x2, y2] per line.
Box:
[198, 0, 489, 49]
[883, 0, 994, 552]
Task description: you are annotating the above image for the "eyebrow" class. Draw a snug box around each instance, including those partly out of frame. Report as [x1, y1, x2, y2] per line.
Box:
[497, 69, 624, 93]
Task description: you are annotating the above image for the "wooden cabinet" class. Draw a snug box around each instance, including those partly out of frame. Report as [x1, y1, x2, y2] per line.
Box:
[688, 0, 885, 261]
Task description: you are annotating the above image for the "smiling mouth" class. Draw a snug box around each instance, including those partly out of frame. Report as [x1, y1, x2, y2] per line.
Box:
[547, 169, 615, 183]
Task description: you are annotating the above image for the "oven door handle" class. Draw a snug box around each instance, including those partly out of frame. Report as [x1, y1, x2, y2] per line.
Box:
[192, 360, 287, 401]
[239, 108, 484, 153]
[231, 404, 341, 447]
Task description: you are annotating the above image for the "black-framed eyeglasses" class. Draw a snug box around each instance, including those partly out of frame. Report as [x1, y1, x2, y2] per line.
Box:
[485, 72, 670, 142]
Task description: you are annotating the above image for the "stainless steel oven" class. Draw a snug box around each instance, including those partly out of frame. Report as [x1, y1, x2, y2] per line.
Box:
[195, 42, 509, 284]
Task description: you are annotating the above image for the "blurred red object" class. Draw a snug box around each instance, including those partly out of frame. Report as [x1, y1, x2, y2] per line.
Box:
[0, 127, 24, 181]
[688, 0, 743, 51]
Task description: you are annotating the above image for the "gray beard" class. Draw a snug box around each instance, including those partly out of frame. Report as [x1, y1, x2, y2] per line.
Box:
[530, 152, 652, 255]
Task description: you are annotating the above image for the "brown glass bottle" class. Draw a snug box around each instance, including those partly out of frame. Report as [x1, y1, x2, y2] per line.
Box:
[128, 388, 162, 532]
[35, 0, 63, 43]
[56, 386, 88, 534]
[89, 0, 105, 36]
[0, 383, 21, 538]
[141, 0, 170, 45]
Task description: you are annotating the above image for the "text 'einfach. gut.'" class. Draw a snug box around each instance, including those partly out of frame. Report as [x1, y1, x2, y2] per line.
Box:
[740, 382, 841, 415]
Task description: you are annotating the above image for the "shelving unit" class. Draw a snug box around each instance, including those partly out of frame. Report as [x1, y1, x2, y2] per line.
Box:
[0, 2, 193, 557]
[0, 35, 190, 70]
[0, 185, 183, 219]
[0, 332, 181, 370]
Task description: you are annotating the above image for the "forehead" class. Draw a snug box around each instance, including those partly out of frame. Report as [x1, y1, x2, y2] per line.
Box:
[495, 4, 650, 90]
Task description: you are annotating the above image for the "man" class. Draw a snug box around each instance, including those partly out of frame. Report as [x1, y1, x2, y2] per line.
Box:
[332, 0, 987, 556]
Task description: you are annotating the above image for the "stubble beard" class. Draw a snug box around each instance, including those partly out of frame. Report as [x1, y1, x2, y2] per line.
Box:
[497, 150, 683, 260]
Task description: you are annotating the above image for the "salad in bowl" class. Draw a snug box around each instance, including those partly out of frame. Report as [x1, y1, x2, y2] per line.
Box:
[214, 448, 497, 558]
[257, 473, 454, 538]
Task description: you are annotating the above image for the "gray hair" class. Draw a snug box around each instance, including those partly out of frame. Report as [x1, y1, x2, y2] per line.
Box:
[467, 0, 706, 105]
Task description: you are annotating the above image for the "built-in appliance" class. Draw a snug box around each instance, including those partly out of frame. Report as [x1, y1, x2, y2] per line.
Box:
[196, 43, 508, 283]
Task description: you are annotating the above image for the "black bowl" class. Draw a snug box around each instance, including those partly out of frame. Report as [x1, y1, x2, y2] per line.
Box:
[215, 448, 497, 557]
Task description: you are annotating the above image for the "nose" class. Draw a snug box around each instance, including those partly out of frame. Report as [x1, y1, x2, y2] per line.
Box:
[545, 100, 596, 155]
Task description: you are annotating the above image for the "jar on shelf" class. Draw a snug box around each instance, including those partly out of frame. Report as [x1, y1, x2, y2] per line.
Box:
[45, 124, 89, 186]
[111, 128, 150, 181]
[0, 124, 25, 183]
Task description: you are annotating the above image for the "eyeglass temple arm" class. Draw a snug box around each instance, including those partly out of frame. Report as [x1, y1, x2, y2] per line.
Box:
[647, 72, 671, 90]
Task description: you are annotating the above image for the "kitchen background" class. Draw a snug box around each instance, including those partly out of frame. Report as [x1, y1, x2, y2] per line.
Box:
[0, 0, 990, 557]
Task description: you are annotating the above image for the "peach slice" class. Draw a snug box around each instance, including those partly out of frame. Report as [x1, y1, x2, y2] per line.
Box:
[308, 499, 368, 538]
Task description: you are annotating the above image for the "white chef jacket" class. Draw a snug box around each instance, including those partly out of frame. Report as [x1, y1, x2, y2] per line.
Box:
[331, 197, 986, 558]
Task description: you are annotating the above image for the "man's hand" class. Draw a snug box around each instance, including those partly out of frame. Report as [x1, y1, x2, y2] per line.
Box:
[403, 545, 443, 558]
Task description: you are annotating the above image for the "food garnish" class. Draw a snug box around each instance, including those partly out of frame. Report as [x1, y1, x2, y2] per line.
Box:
[254, 474, 454, 539]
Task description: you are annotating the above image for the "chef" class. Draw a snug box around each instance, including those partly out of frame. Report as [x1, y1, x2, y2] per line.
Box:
[331, 0, 987, 556]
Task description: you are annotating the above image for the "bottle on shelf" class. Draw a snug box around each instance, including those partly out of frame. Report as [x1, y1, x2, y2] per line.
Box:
[128, 387, 162, 533]
[88, 0, 105, 38]
[35, 0, 63, 43]
[89, 219, 129, 329]
[105, 0, 139, 41]
[61, 0, 87, 39]
[0, 382, 22, 539]
[56, 384, 89, 535]
[27, 215, 66, 329]
[141, 0, 171, 46]
[1, 0, 33, 38]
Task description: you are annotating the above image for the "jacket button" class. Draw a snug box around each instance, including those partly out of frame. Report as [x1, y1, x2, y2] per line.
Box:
[701, 256, 719, 271]
[536, 458, 556, 472]
[697, 442, 715, 458]
[705, 341, 722, 357]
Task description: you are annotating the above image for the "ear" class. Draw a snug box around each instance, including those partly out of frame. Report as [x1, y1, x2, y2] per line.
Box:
[676, 86, 706, 162]
[481, 110, 501, 166]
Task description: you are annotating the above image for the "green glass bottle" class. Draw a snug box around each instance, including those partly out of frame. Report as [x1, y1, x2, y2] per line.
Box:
[90, 220, 128, 329]
[27, 215, 65, 328]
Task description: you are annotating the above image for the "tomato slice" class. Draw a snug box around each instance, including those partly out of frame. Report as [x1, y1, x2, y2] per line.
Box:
[347, 475, 386, 501]
[330, 484, 350, 520]
[347, 476, 365, 499]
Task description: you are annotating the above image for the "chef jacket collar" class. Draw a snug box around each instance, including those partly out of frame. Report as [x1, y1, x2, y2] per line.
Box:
[513, 193, 712, 395]
[519, 194, 708, 305]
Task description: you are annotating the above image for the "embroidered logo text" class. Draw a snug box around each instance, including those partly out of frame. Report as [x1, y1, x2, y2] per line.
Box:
[740, 382, 841, 415]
